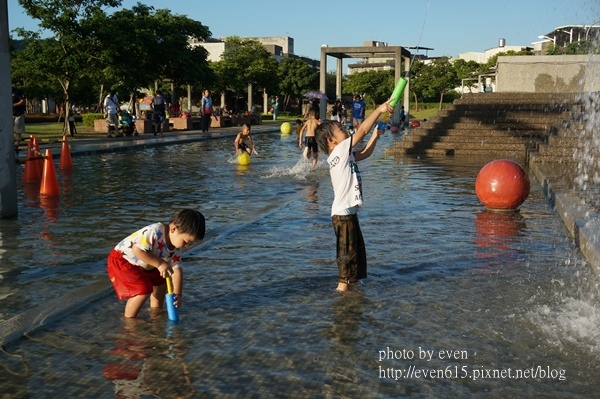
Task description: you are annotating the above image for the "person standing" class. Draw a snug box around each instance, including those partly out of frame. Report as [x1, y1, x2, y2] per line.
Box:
[331, 99, 342, 122]
[299, 108, 321, 168]
[399, 105, 406, 129]
[272, 97, 279, 120]
[314, 99, 393, 292]
[352, 95, 365, 129]
[12, 87, 26, 150]
[151, 90, 167, 137]
[200, 89, 213, 133]
[103, 90, 120, 138]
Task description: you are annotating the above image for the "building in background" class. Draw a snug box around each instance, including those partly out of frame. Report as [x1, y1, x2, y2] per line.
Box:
[188, 36, 319, 70]
[534, 25, 600, 54]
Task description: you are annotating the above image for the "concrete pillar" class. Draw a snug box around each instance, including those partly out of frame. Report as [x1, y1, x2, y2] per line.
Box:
[187, 85, 191, 113]
[336, 58, 343, 101]
[247, 83, 252, 112]
[263, 88, 268, 114]
[0, 0, 18, 217]
[404, 54, 410, 122]
[319, 47, 327, 121]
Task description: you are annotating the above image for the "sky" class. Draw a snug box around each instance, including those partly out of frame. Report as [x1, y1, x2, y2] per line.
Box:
[6, 0, 600, 62]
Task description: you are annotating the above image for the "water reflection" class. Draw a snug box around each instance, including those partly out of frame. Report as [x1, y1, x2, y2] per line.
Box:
[473, 210, 527, 269]
[103, 315, 196, 398]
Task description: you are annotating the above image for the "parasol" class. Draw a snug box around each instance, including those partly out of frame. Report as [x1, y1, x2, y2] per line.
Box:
[303, 91, 328, 100]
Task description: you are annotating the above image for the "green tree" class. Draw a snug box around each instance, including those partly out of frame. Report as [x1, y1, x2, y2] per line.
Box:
[17, 0, 121, 126]
[484, 49, 533, 70]
[276, 57, 318, 111]
[452, 58, 483, 93]
[92, 4, 212, 114]
[420, 57, 459, 109]
[345, 70, 394, 107]
[213, 36, 279, 111]
[546, 41, 598, 55]
[408, 59, 426, 111]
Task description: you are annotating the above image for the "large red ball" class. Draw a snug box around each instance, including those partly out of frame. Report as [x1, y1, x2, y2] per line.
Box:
[475, 160, 530, 211]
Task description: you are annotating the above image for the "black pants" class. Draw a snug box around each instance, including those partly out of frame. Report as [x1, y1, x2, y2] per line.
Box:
[332, 214, 367, 283]
[201, 115, 211, 132]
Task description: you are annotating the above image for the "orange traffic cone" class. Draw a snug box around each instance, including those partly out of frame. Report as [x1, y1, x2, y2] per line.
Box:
[40, 149, 60, 198]
[23, 141, 42, 183]
[31, 135, 44, 178]
[59, 135, 73, 170]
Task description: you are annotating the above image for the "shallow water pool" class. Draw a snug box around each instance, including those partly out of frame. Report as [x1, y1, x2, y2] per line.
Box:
[0, 132, 598, 398]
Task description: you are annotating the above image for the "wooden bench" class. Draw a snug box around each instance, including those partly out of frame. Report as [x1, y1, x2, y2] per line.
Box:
[211, 116, 232, 128]
[170, 117, 202, 130]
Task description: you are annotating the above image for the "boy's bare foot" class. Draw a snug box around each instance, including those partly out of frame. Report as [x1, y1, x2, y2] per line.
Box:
[336, 282, 349, 292]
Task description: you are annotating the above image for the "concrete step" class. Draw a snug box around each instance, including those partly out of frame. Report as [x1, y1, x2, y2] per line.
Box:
[422, 121, 558, 131]
[456, 93, 579, 105]
[404, 128, 549, 140]
[547, 136, 582, 147]
[529, 153, 580, 165]
[429, 115, 564, 126]
[435, 109, 572, 120]
[398, 134, 540, 146]
[393, 147, 529, 157]
[394, 140, 529, 152]
[533, 142, 599, 160]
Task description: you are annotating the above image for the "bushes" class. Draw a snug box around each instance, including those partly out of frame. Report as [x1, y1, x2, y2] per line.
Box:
[82, 113, 104, 127]
[24, 114, 63, 123]
[24, 113, 90, 124]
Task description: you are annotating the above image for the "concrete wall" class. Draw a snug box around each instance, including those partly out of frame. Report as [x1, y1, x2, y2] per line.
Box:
[496, 55, 600, 93]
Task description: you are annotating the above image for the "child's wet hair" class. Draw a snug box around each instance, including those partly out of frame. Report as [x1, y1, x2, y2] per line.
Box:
[170, 209, 206, 240]
[314, 120, 343, 155]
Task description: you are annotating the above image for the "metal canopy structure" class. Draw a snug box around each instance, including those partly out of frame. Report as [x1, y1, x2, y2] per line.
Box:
[319, 45, 412, 123]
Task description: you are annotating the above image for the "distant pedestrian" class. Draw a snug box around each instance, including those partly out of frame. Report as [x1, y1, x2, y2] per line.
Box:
[273, 98, 279, 120]
[399, 106, 406, 129]
[103, 90, 120, 138]
[200, 89, 214, 133]
[331, 99, 342, 122]
[12, 87, 26, 149]
[352, 95, 365, 128]
[151, 90, 167, 137]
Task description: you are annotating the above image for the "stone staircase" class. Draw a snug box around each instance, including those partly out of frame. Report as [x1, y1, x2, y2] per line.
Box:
[387, 92, 579, 159]
[527, 91, 598, 191]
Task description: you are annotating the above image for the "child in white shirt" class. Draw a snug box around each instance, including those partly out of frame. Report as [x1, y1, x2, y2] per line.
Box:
[314, 99, 393, 291]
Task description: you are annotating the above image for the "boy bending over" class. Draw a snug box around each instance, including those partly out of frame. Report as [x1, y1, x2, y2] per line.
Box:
[107, 209, 205, 318]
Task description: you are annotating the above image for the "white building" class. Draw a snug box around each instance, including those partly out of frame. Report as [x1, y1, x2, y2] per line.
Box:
[188, 36, 294, 62]
[458, 38, 532, 63]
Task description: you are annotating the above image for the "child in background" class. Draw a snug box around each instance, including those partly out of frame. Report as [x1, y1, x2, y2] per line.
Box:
[314, 99, 393, 292]
[107, 209, 206, 318]
[299, 108, 321, 167]
[295, 119, 303, 141]
[234, 123, 259, 156]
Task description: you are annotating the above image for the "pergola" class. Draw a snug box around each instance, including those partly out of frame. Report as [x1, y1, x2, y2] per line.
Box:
[319, 45, 413, 122]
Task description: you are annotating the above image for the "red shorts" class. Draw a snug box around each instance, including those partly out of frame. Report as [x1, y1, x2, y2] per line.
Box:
[107, 249, 165, 300]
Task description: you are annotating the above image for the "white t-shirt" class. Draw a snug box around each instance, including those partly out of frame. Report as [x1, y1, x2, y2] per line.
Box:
[114, 222, 182, 270]
[328, 136, 363, 216]
[103, 95, 119, 115]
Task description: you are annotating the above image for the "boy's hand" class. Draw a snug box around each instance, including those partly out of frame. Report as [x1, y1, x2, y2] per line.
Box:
[173, 293, 182, 308]
[379, 99, 394, 114]
[157, 262, 172, 278]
